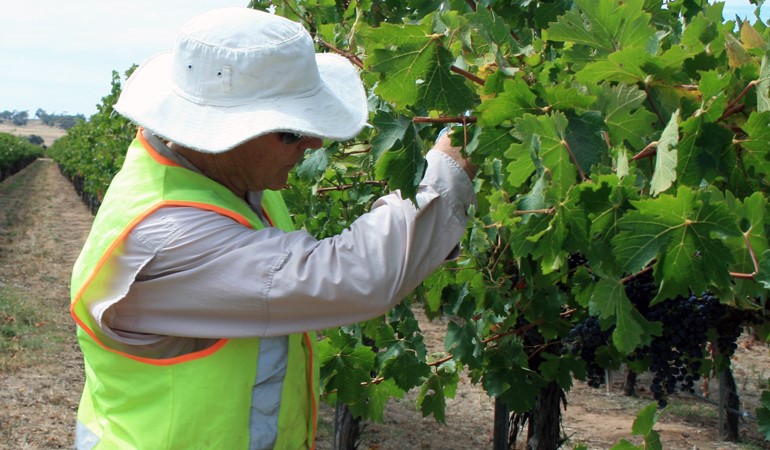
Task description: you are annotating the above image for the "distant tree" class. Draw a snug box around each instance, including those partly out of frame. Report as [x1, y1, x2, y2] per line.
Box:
[0, 111, 13, 122]
[11, 111, 28, 126]
[36, 108, 56, 126]
[56, 114, 85, 130]
[26, 135, 45, 146]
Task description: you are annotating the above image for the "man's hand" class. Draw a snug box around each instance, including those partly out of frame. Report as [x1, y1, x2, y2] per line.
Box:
[434, 130, 477, 180]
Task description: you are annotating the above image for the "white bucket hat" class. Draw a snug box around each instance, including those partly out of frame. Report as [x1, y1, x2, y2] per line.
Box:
[114, 7, 368, 153]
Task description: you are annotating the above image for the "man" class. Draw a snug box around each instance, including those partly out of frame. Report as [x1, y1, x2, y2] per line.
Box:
[70, 7, 476, 449]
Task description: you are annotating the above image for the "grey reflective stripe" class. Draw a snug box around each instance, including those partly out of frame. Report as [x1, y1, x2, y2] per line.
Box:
[74, 420, 100, 450]
[249, 336, 289, 450]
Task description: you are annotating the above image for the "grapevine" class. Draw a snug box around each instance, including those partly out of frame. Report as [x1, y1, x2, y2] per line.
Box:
[50, 0, 770, 446]
[0, 133, 43, 182]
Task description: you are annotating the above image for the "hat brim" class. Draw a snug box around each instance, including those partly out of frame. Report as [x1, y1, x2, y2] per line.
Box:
[114, 52, 368, 153]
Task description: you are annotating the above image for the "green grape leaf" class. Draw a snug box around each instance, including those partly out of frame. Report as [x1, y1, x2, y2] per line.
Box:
[646, 46, 697, 84]
[612, 186, 740, 301]
[346, 379, 404, 422]
[531, 211, 569, 275]
[756, 249, 770, 290]
[489, 363, 547, 413]
[318, 331, 377, 404]
[561, 189, 592, 252]
[679, 12, 711, 54]
[547, 0, 651, 55]
[590, 278, 660, 352]
[509, 212, 552, 257]
[478, 78, 539, 127]
[417, 368, 459, 422]
[728, 192, 768, 277]
[371, 317, 397, 348]
[467, 126, 515, 160]
[543, 84, 596, 112]
[445, 320, 484, 369]
[571, 267, 597, 307]
[610, 440, 643, 450]
[758, 56, 770, 113]
[740, 111, 770, 178]
[375, 123, 426, 200]
[595, 83, 657, 149]
[295, 147, 331, 180]
[631, 402, 661, 435]
[422, 269, 453, 315]
[649, 110, 680, 197]
[504, 141, 537, 191]
[371, 111, 412, 162]
[489, 190, 520, 228]
[643, 431, 662, 450]
[677, 115, 731, 186]
[698, 70, 732, 105]
[517, 170, 548, 212]
[363, 21, 475, 112]
[379, 342, 432, 390]
[506, 112, 573, 196]
[539, 352, 585, 389]
[577, 175, 638, 273]
[565, 111, 607, 177]
[576, 48, 650, 85]
[466, 8, 519, 57]
[757, 389, 770, 439]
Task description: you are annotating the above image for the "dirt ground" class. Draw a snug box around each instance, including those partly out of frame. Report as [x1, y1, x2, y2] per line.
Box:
[0, 159, 768, 449]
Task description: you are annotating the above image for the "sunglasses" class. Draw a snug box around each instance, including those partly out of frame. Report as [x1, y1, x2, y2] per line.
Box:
[279, 132, 304, 144]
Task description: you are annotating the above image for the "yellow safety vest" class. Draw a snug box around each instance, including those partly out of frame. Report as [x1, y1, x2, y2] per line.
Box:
[70, 130, 318, 449]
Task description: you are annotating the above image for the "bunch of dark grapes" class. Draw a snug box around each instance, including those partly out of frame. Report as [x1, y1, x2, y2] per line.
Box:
[567, 253, 588, 271]
[626, 288, 762, 408]
[637, 293, 715, 407]
[704, 293, 764, 359]
[565, 316, 613, 388]
[559, 253, 591, 293]
[623, 270, 657, 314]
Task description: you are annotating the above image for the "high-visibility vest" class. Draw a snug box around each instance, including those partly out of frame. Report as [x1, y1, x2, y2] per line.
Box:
[70, 130, 318, 449]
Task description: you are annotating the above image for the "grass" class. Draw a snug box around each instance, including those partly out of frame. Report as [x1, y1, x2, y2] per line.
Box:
[664, 396, 718, 422]
[0, 285, 47, 370]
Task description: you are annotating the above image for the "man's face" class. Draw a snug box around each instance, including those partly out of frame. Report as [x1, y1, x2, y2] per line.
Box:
[221, 133, 323, 193]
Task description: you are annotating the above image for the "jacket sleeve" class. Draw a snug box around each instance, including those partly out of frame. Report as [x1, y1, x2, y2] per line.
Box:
[106, 149, 476, 339]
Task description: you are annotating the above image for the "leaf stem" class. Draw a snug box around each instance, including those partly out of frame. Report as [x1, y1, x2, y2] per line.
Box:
[620, 265, 653, 285]
[601, 130, 612, 148]
[487, 238, 511, 280]
[315, 38, 364, 69]
[514, 207, 556, 215]
[718, 102, 747, 122]
[413, 116, 478, 124]
[631, 141, 659, 161]
[719, 80, 757, 122]
[450, 65, 486, 86]
[372, 308, 579, 381]
[644, 83, 666, 126]
[316, 180, 386, 193]
[340, 147, 372, 156]
[729, 231, 759, 279]
[561, 140, 588, 181]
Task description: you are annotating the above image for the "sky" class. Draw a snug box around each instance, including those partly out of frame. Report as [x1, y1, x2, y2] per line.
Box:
[1, 0, 767, 118]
